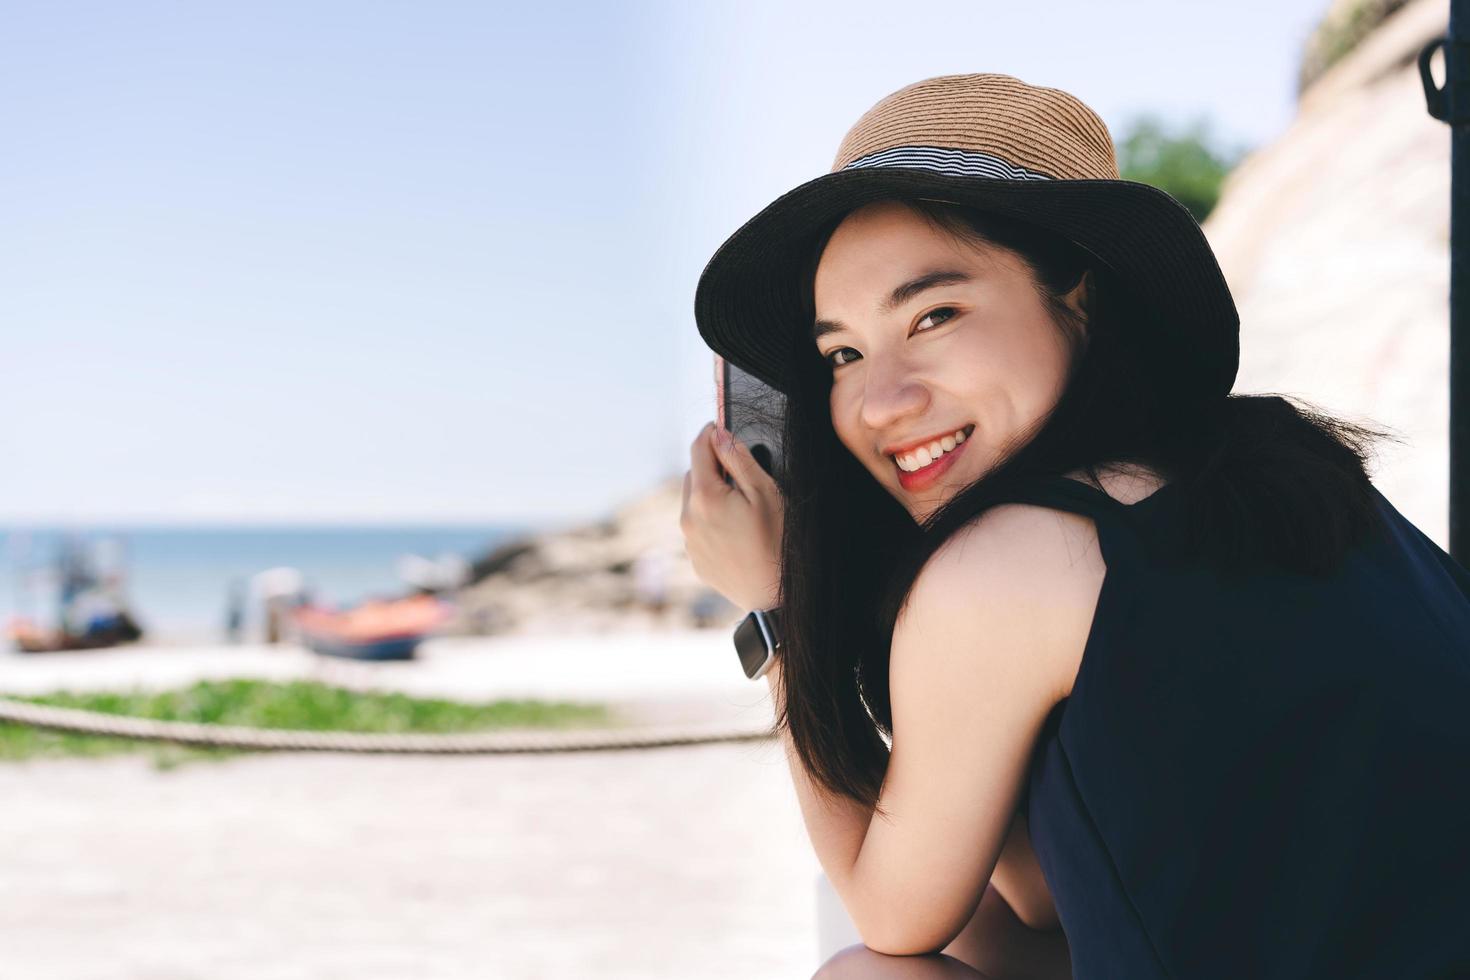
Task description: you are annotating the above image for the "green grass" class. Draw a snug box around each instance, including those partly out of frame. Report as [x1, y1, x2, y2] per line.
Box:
[0, 678, 616, 770]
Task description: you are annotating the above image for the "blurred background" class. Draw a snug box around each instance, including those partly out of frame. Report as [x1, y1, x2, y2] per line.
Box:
[0, 0, 1452, 976]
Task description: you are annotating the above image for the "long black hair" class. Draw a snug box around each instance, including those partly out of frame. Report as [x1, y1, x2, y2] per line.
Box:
[742, 197, 1400, 816]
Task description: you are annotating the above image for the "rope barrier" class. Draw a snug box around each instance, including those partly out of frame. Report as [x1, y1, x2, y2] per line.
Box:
[0, 696, 778, 754]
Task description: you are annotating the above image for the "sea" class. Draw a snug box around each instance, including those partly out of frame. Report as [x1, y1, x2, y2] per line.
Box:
[0, 524, 531, 646]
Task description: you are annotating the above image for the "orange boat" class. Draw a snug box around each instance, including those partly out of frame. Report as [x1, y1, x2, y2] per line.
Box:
[291, 594, 453, 661]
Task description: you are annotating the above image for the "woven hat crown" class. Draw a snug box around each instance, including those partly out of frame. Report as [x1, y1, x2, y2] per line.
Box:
[831, 73, 1120, 181]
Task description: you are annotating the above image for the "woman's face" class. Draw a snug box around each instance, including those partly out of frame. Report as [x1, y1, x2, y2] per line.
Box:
[812, 201, 1089, 522]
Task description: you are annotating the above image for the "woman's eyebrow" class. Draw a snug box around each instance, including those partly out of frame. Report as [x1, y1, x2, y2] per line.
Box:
[812, 269, 974, 340]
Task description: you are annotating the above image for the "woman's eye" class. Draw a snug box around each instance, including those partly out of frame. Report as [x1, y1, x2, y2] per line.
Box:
[916, 306, 957, 332]
[825, 308, 957, 369]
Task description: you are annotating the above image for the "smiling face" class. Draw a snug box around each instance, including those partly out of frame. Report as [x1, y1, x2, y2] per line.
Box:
[812, 200, 1090, 522]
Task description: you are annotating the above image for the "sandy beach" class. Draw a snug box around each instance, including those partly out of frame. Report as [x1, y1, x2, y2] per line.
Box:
[0, 629, 829, 979]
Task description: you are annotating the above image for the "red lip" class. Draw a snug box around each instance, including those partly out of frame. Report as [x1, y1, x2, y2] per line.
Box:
[895, 434, 970, 492]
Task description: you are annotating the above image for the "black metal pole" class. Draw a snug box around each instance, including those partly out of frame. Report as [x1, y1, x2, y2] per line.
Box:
[1454, 1, 1470, 563]
[1421, 3, 1470, 562]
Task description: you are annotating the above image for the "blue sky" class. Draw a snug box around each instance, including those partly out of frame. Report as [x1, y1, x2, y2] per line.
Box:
[2, 0, 1334, 526]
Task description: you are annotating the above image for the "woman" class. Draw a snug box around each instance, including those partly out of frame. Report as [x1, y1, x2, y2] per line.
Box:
[680, 73, 1470, 979]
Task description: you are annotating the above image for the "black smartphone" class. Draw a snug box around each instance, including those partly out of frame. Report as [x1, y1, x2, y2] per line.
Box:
[714, 353, 786, 489]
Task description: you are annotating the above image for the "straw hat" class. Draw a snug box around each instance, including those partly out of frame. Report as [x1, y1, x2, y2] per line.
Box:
[693, 72, 1239, 400]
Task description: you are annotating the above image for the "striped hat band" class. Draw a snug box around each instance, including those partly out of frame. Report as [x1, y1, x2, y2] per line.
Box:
[839, 145, 1055, 182]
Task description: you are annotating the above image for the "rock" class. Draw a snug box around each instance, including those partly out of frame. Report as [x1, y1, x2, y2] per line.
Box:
[447, 474, 740, 637]
[1205, 0, 1453, 546]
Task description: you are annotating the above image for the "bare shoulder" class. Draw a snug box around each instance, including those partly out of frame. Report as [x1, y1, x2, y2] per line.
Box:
[909, 462, 1167, 701]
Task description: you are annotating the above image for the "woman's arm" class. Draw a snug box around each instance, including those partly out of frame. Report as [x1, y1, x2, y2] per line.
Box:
[988, 810, 1059, 931]
[770, 657, 1065, 924]
[941, 881, 1072, 980]
[943, 804, 1069, 976]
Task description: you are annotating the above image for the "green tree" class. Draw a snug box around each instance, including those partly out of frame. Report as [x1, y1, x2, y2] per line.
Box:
[1115, 114, 1252, 224]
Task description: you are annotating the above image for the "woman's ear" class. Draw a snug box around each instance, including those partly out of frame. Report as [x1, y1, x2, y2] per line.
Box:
[1057, 267, 1093, 358]
[1063, 268, 1093, 323]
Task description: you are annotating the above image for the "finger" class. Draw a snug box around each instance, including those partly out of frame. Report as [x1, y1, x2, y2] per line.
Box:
[712, 426, 769, 502]
[689, 422, 734, 501]
[680, 469, 701, 539]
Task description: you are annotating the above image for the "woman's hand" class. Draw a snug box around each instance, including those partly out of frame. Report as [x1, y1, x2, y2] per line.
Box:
[680, 421, 784, 613]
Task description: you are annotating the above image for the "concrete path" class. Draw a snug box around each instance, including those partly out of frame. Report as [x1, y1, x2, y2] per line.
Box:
[0, 628, 834, 979]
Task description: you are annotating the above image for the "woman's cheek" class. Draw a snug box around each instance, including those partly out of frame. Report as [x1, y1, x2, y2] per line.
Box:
[831, 393, 862, 447]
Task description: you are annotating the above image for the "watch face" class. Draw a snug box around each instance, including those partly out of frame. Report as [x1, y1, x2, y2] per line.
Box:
[733, 611, 775, 679]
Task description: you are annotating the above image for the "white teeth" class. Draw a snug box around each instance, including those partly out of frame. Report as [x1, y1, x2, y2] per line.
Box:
[894, 426, 971, 472]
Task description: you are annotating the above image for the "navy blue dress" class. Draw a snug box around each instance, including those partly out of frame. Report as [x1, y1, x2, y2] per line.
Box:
[1005, 476, 1470, 979]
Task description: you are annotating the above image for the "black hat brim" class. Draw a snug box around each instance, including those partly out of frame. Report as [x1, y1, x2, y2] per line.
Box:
[694, 166, 1239, 398]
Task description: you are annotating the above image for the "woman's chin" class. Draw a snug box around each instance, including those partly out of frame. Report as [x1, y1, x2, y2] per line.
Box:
[906, 491, 947, 523]
[903, 471, 981, 522]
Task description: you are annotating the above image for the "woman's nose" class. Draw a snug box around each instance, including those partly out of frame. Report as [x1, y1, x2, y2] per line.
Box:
[859, 359, 931, 433]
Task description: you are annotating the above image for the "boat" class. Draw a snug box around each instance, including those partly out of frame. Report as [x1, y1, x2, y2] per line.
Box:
[7, 611, 144, 653]
[291, 593, 454, 661]
[6, 533, 146, 653]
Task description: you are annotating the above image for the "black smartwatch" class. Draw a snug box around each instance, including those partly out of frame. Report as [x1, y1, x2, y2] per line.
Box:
[733, 606, 782, 680]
